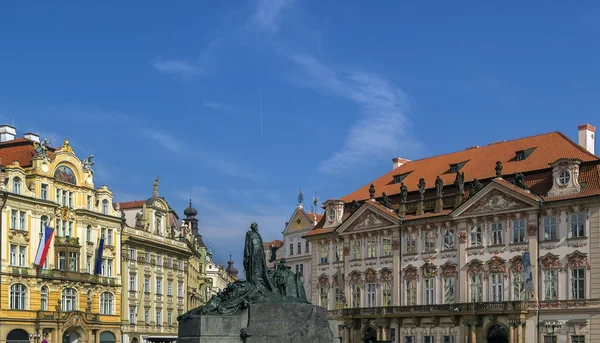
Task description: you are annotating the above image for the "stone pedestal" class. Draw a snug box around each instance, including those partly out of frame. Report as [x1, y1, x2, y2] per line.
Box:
[178, 303, 334, 343]
[435, 197, 443, 213]
[416, 201, 424, 216]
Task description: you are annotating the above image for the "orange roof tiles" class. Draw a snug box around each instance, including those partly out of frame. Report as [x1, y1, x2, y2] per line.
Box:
[119, 200, 147, 210]
[0, 138, 57, 167]
[263, 239, 283, 248]
[341, 132, 598, 202]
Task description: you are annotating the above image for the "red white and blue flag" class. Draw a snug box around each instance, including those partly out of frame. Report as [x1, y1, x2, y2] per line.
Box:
[35, 226, 55, 266]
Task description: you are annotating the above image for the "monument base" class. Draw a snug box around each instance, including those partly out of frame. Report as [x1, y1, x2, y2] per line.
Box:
[178, 303, 334, 343]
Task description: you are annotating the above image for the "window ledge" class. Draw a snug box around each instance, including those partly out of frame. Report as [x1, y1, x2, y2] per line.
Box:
[543, 239, 561, 243]
[567, 236, 587, 241]
[488, 244, 505, 248]
[510, 241, 528, 245]
[441, 248, 457, 253]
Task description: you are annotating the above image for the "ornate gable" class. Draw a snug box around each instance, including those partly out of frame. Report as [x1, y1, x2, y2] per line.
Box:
[340, 208, 396, 234]
[461, 189, 532, 216]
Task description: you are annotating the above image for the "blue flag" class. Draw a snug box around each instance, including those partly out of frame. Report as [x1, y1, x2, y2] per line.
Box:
[94, 235, 105, 275]
[523, 252, 534, 293]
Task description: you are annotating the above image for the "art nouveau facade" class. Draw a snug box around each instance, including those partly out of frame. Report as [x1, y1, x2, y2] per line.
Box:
[0, 125, 123, 343]
[119, 182, 195, 343]
[305, 125, 600, 343]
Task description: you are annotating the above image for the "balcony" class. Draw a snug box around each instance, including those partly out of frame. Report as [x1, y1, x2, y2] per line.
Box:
[55, 236, 81, 247]
[328, 301, 529, 318]
[36, 269, 117, 285]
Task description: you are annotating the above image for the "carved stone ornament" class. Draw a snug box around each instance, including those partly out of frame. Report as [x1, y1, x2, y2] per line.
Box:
[540, 253, 562, 271]
[369, 184, 376, 199]
[510, 256, 524, 272]
[380, 192, 393, 209]
[349, 270, 362, 285]
[495, 161, 503, 176]
[465, 189, 529, 215]
[418, 178, 426, 200]
[379, 267, 393, 281]
[421, 262, 438, 278]
[392, 239, 400, 250]
[318, 274, 330, 288]
[467, 259, 485, 275]
[404, 265, 418, 280]
[441, 261, 458, 277]
[458, 231, 467, 244]
[527, 224, 537, 236]
[332, 272, 344, 288]
[399, 182, 408, 203]
[488, 256, 507, 277]
[343, 246, 350, 256]
[454, 172, 465, 195]
[346, 211, 394, 232]
[470, 179, 483, 196]
[8, 229, 30, 244]
[364, 268, 378, 283]
[567, 250, 590, 270]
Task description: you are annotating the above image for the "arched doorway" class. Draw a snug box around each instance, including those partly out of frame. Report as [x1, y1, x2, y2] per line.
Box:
[99, 332, 116, 343]
[487, 324, 509, 343]
[7, 329, 29, 343]
[364, 327, 377, 343]
[62, 329, 80, 343]
[131, 338, 139, 343]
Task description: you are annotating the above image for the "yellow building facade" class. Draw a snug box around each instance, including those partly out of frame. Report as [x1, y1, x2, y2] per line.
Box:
[0, 126, 123, 343]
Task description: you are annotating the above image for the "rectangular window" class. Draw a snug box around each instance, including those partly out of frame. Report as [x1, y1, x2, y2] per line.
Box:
[381, 237, 392, 256]
[87, 226, 92, 242]
[19, 211, 26, 230]
[68, 192, 73, 208]
[168, 311, 173, 326]
[10, 245, 17, 266]
[305, 241, 310, 253]
[86, 256, 91, 273]
[406, 280, 416, 305]
[491, 222, 503, 245]
[62, 190, 67, 206]
[335, 287, 344, 309]
[145, 252, 150, 262]
[351, 240, 361, 260]
[406, 337, 415, 343]
[366, 238, 376, 258]
[424, 278, 435, 305]
[168, 257, 173, 268]
[129, 248, 137, 260]
[68, 221, 73, 237]
[571, 268, 585, 299]
[406, 234, 416, 254]
[491, 273, 504, 301]
[144, 278, 150, 293]
[178, 282, 184, 297]
[297, 242, 301, 254]
[366, 283, 376, 307]
[167, 281, 173, 296]
[570, 213, 585, 238]
[470, 274, 482, 302]
[572, 336, 585, 343]
[351, 284, 361, 308]
[544, 216, 557, 240]
[470, 226, 482, 247]
[443, 277, 455, 304]
[543, 270, 558, 300]
[544, 336, 556, 343]
[178, 260, 184, 270]
[41, 184, 48, 200]
[513, 273, 525, 300]
[424, 231, 435, 252]
[87, 195, 92, 210]
[130, 307, 137, 324]
[382, 281, 392, 307]
[443, 336, 454, 343]
[130, 274, 137, 291]
[68, 252, 78, 271]
[295, 264, 304, 276]
[156, 277, 163, 294]
[320, 287, 328, 308]
[58, 252, 66, 270]
[443, 229, 455, 250]
[289, 244, 293, 256]
[320, 245, 329, 264]
[56, 189, 61, 204]
[423, 336, 433, 343]
[157, 255, 163, 267]
[512, 220, 526, 243]
[335, 243, 344, 262]
[144, 309, 150, 325]
[10, 210, 17, 229]
[19, 246, 26, 267]
[107, 229, 113, 245]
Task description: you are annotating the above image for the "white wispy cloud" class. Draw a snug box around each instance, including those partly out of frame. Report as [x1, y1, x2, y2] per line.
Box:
[251, 0, 295, 33]
[152, 57, 202, 79]
[287, 53, 419, 174]
[140, 129, 185, 153]
[203, 101, 234, 111]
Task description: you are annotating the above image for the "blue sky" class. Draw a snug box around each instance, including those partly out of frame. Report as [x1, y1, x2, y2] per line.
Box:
[1, 1, 599, 269]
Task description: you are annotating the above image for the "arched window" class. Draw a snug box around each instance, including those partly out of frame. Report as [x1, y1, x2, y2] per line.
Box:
[12, 177, 21, 194]
[100, 292, 114, 315]
[62, 288, 77, 312]
[99, 331, 116, 343]
[102, 200, 109, 215]
[40, 286, 49, 311]
[6, 329, 29, 343]
[10, 283, 27, 310]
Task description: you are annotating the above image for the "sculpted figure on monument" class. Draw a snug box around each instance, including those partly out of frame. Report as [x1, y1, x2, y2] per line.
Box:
[399, 182, 408, 203]
[454, 171, 465, 195]
[435, 176, 443, 197]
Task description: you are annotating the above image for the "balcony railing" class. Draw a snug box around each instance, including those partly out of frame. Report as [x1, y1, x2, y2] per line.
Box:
[55, 236, 80, 247]
[36, 268, 117, 285]
[329, 301, 529, 318]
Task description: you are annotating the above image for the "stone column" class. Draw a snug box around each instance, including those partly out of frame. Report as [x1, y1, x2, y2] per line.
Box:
[519, 323, 525, 343]
[509, 325, 515, 343]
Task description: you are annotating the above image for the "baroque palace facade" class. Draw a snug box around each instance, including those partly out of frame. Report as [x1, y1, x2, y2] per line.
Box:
[0, 125, 123, 343]
[304, 124, 600, 343]
[119, 183, 208, 343]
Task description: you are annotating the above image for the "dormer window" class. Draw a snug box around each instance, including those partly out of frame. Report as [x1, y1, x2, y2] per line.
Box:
[392, 172, 411, 184]
[449, 165, 458, 173]
[102, 200, 109, 215]
[516, 151, 525, 161]
[547, 159, 582, 198]
[558, 170, 571, 186]
[12, 177, 21, 194]
[327, 209, 335, 222]
[448, 161, 469, 174]
[515, 147, 536, 161]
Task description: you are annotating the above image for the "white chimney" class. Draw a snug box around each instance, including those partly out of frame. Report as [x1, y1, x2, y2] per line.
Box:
[24, 133, 40, 143]
[392, 157, 410, 169]
[578, 124, 595, 155]
[0, 125, 16, 142]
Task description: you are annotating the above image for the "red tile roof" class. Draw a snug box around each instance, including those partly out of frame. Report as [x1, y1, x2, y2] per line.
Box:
[0, 138, 57, 167]
[341, 132, 598, 202]
[263, 239, 283, 248]
[119, 200, 146, 210]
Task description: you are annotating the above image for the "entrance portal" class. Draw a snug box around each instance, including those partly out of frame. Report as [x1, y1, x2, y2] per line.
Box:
[364, 327, 377, 343]
[7, 329, 30, 343]
[62, 330, 80, 343]
[100, 332, 115, 343]
[487, 324, 509, 343]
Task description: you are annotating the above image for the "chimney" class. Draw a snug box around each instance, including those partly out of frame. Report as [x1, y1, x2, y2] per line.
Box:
[578, 124, 596, 155]
[23, 132, 40, 143]
[0, 125, 16, 143]
[392, 157, 410, 169]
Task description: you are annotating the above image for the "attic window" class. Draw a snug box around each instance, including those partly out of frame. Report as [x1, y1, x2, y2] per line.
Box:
[393, 172, 411, 184]
[449, 160, 469, 174]
[515, 148, 536, 161]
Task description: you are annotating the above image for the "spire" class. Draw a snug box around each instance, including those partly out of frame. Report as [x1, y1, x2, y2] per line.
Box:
[312, 193, 319, 225]
[297, 189, 304, 209]
[152, 177, 159, 198]
[226, 253, 239, 278]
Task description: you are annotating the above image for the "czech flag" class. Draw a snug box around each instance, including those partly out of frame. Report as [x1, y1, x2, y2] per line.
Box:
[35, 226, 55, 267]
[94, 235, 105, 275]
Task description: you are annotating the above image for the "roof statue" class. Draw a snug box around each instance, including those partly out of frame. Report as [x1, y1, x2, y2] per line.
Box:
[418, 178, 426, 200]
[495, 161, 503, 177]
[152, 177, 159, 198]
[399, 182, 408, 203]
[454, 171, 465, 195]
[470, 178, 483, 196]
[380, 192, 392, 209]
[369, 184, 376, 199]
[81, 155, 94, 174]
[33, 138, 51, 159]
[514, 172, 527, 189]
[435, 175, 444, 197]
[178, 222, 308, 320]
[297, 189, 304, 208]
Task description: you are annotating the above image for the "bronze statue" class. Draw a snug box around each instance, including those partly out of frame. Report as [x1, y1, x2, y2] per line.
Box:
[399, 182, 408, 203]
[269, 243, 279, 263]
[244, 222, 278, 293]
[454, 172, 465, 195]
[418, 178, 426, 200]
[435, 176, 443, 197]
